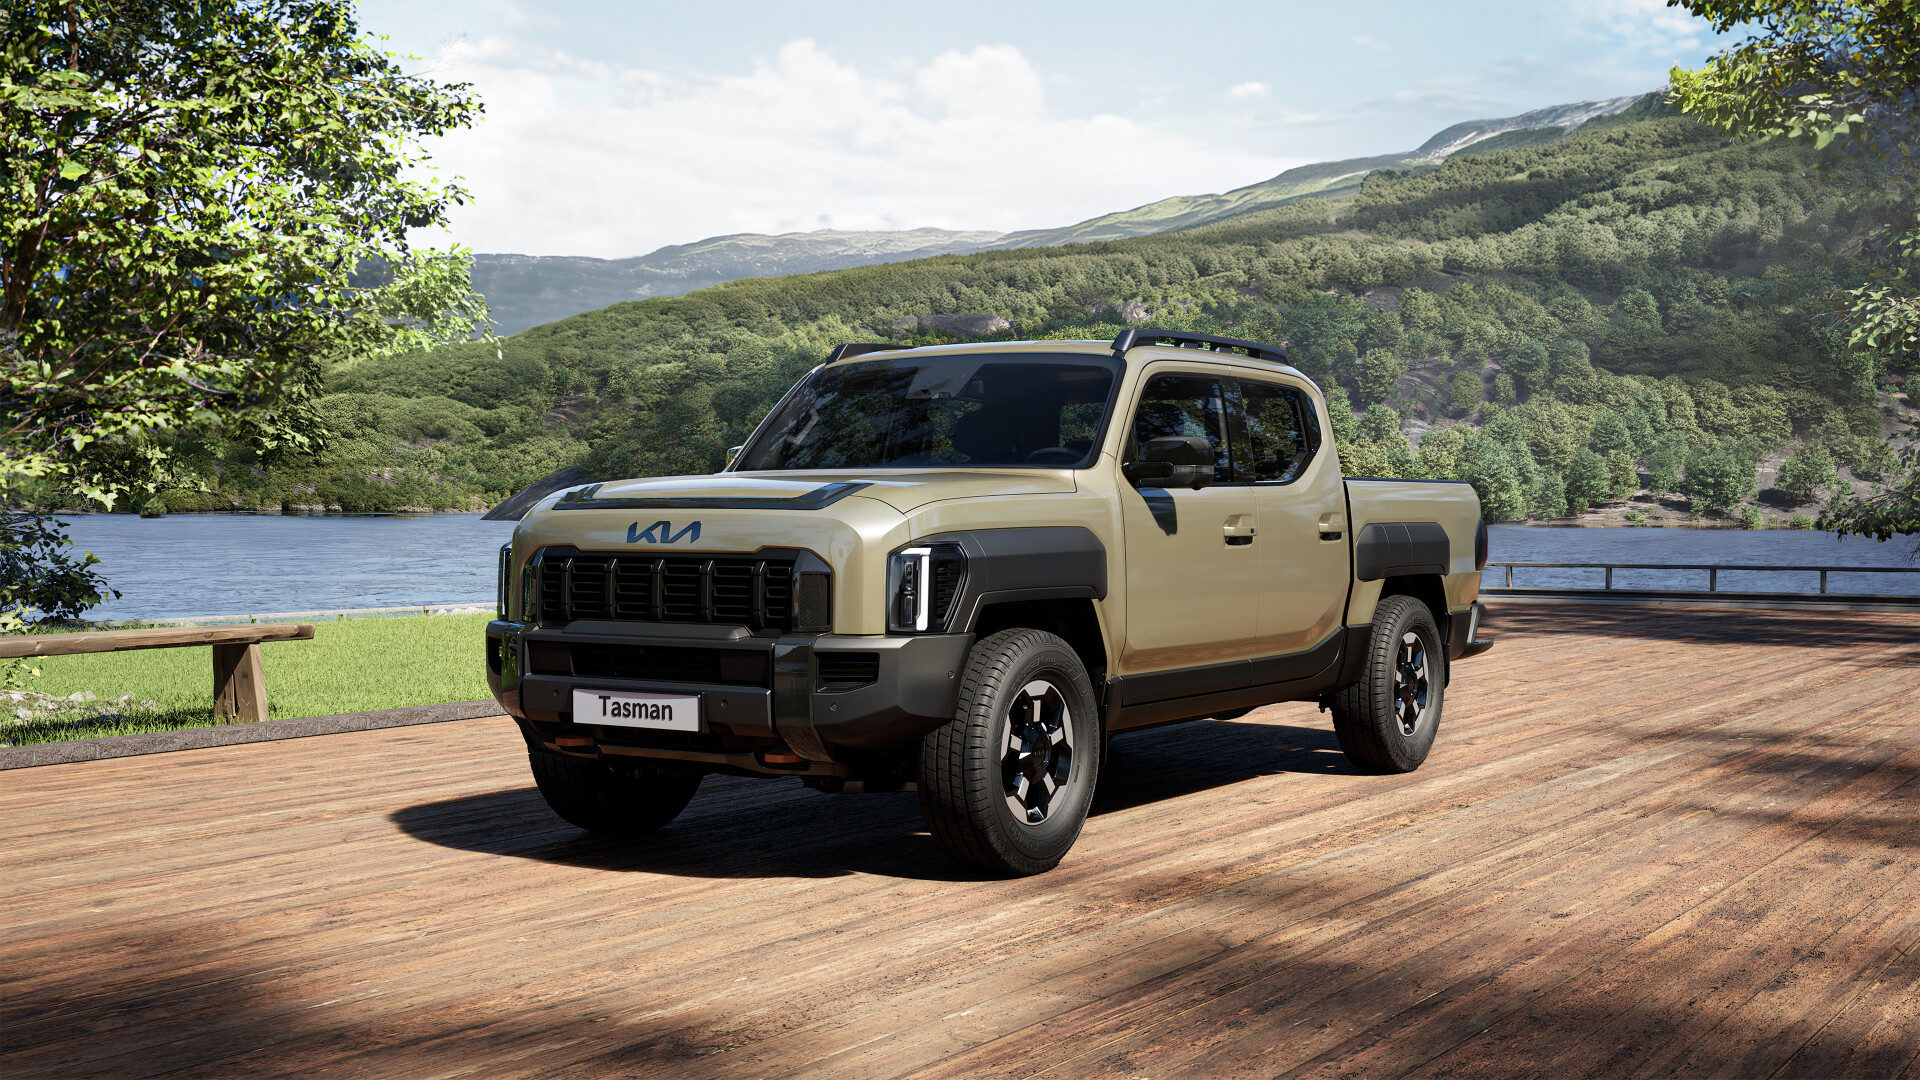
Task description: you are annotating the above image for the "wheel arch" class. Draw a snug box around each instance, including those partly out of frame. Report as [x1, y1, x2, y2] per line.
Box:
[1378, 574, 1449, 638]
[969, 597, 1107, 687]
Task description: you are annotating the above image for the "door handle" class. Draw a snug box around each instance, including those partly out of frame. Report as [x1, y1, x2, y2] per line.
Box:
[1317, 512, 1345, 540]
[1223, 514, 1256, 546]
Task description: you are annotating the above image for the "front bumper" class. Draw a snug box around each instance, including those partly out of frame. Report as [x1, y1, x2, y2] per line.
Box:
[486, 618, 973, 774]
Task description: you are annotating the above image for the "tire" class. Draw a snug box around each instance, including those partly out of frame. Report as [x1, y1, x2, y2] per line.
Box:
[918, 629, 1101, 876]
[1330, 594, 1444, 775]
[528, 748, 702, 835]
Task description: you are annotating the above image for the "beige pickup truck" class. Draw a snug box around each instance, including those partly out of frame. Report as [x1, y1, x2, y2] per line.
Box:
[487, 329, 1492, 875]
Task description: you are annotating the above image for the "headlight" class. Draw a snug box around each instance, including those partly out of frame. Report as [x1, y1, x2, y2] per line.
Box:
[497, 542, 513, 618]
[887, 542, 966, 633]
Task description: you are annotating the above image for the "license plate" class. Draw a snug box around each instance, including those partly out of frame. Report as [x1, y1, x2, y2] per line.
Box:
[571, 689, 701, 732]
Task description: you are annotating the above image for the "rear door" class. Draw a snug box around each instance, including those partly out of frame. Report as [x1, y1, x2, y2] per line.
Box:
[1233, 377, 1350, 679]
[1118, 369, 1259, 679]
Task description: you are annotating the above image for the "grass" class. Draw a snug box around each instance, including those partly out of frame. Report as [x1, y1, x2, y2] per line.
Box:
[5, 612, 495, 746]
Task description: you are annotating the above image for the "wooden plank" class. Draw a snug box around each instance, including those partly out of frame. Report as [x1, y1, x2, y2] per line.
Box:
[0, 623, 315, 659]
[3, 604, 1920, 1079]
[212, 642, 268, 723]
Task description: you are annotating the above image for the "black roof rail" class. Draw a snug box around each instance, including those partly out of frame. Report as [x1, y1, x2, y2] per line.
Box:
[1110, 328, 1287, 363]
[826, 342, 909, 363]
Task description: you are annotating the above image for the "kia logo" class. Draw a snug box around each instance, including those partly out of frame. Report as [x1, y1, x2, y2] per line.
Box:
[627, 520, 702, 544]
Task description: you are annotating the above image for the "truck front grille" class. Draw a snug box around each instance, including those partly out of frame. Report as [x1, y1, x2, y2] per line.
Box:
[536, 553, 797, 631]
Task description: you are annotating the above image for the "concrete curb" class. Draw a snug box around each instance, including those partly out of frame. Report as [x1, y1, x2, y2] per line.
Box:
[0, 699, 503, 771]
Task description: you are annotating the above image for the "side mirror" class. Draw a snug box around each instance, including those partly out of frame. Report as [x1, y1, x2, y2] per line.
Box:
[725, 444, 745, 468]
[1124, 435, 1215, 490]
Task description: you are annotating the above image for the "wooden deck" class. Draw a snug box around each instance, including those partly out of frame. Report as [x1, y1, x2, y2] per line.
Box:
[4, 605, 1920, 1079]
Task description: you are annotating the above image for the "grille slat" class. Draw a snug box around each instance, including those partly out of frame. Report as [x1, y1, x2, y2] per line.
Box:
[538, 552, 803, 632]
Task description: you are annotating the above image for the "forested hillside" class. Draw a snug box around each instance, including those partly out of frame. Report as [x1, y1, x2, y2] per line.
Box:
[152, 101, 1906, 524]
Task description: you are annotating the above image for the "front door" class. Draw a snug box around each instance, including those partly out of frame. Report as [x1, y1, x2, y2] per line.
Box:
[1119, 370, 1259, 679]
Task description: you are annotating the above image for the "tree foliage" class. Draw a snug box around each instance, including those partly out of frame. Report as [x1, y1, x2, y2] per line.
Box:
[0, 0, 484, 508]
[0, 509, 114, 620]
[1671, 0, 1920, 371]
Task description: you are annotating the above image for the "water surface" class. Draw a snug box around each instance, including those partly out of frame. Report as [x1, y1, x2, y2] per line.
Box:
[55, 514, 1920, 622]
[61, 513, 514, 621]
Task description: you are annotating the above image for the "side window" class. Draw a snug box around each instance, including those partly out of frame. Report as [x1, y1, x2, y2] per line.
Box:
[1236, 380, 1320, 483]
[1129, 374, 1232, 475]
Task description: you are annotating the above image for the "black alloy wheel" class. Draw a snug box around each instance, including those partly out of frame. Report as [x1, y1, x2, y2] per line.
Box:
[1002, 679, 1075, 825]
[1392, 630, 1431, 737]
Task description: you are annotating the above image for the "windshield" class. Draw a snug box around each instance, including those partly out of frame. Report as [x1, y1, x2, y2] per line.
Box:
[735, 353, 1121, 470]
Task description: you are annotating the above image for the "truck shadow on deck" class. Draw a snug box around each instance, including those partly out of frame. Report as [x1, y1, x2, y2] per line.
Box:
[389, 712, 1349, 881]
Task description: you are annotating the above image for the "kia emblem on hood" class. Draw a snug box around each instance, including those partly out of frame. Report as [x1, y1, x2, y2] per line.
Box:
[627, 520, 701, 544]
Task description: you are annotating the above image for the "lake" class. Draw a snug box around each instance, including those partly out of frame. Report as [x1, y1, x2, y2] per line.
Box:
[53, 514, 1920, 622]
[61, 513, 516, 621]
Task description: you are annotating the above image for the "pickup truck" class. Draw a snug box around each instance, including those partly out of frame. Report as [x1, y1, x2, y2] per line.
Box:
[486, 329, 1493, 875]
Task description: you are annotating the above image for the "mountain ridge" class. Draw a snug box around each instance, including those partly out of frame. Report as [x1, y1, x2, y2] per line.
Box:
[474, 91, 1657, 333]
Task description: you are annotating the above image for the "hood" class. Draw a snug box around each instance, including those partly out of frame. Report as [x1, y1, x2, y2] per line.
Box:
[555, 470, 1076, 515]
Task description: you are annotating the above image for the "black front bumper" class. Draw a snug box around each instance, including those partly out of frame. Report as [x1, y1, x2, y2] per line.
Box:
[486, 618, 973, 774]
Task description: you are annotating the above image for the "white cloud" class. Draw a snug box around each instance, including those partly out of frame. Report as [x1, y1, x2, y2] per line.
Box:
[417, 38, 1297, 257]
[1227, 81, 1270, 99]
[1351, 35, 1388, 50]
[1579, 0, 1709, 52]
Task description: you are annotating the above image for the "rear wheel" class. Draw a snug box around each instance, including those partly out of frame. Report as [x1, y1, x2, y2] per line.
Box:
[919, 629, 1100, 876]
[528, 748, 702, 834]
[1330, 594, 1444, 774]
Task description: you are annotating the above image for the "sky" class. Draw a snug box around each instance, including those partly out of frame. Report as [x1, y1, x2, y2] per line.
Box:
[356, 0, 1736, 260]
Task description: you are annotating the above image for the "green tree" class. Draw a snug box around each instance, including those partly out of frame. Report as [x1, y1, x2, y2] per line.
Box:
[1398, 286, 1442, 331]
[1355, 346, 1410, 404]
[1515, 396, 1586, 470]
[1415, 424, 1469, 477]
[1528, 468, 1569, 520]
[1775, 443, 1841, 505]
[1323, 383, 1361, 447]
[1671, 0, 1920, 362]
[1565, 447, 1610, 514]
[1491, 371, 1517, 405]
[1588, 411, 1637, 458]
[1683, 446, 1760, 512]
[1645, 432, 1690, 493]
[1607, 450, 1639, 498]
[1457, 434, 1528, 522]
[1503, 339, 1549, 396]
[1546, 337, 1596, 397]
[1358, 403, 1404, 443]
[1446, 368, 1482, 415]
[0, 1, 484, 508]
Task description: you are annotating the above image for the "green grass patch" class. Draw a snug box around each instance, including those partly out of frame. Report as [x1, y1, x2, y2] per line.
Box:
[6, 612, 494, 746]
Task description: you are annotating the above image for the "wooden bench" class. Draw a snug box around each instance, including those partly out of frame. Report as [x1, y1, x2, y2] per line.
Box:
[0, 624, 315, 723]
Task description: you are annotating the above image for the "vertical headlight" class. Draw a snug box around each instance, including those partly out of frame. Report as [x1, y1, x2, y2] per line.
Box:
[497, 542, 513, 618]
[887, 542, 966, 633]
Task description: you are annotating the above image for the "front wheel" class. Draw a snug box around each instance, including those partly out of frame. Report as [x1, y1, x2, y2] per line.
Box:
[528, 748, 703, 834]
[1330, 594, 1444, 774]
[919, 629, 1101, 876]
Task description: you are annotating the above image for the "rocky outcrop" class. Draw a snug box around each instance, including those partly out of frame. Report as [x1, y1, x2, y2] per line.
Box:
[892, 313, 1011, 336]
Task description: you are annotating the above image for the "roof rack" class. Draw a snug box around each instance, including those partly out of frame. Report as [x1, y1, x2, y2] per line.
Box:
[1110, 328, 1287, 363]
[825, 342, 910, 363]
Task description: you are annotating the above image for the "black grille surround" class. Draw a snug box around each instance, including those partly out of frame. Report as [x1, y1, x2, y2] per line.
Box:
[531, 546, 815, 633]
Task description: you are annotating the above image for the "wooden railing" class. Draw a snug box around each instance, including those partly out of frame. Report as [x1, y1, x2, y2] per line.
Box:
[1485, 561, 1920, 596]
